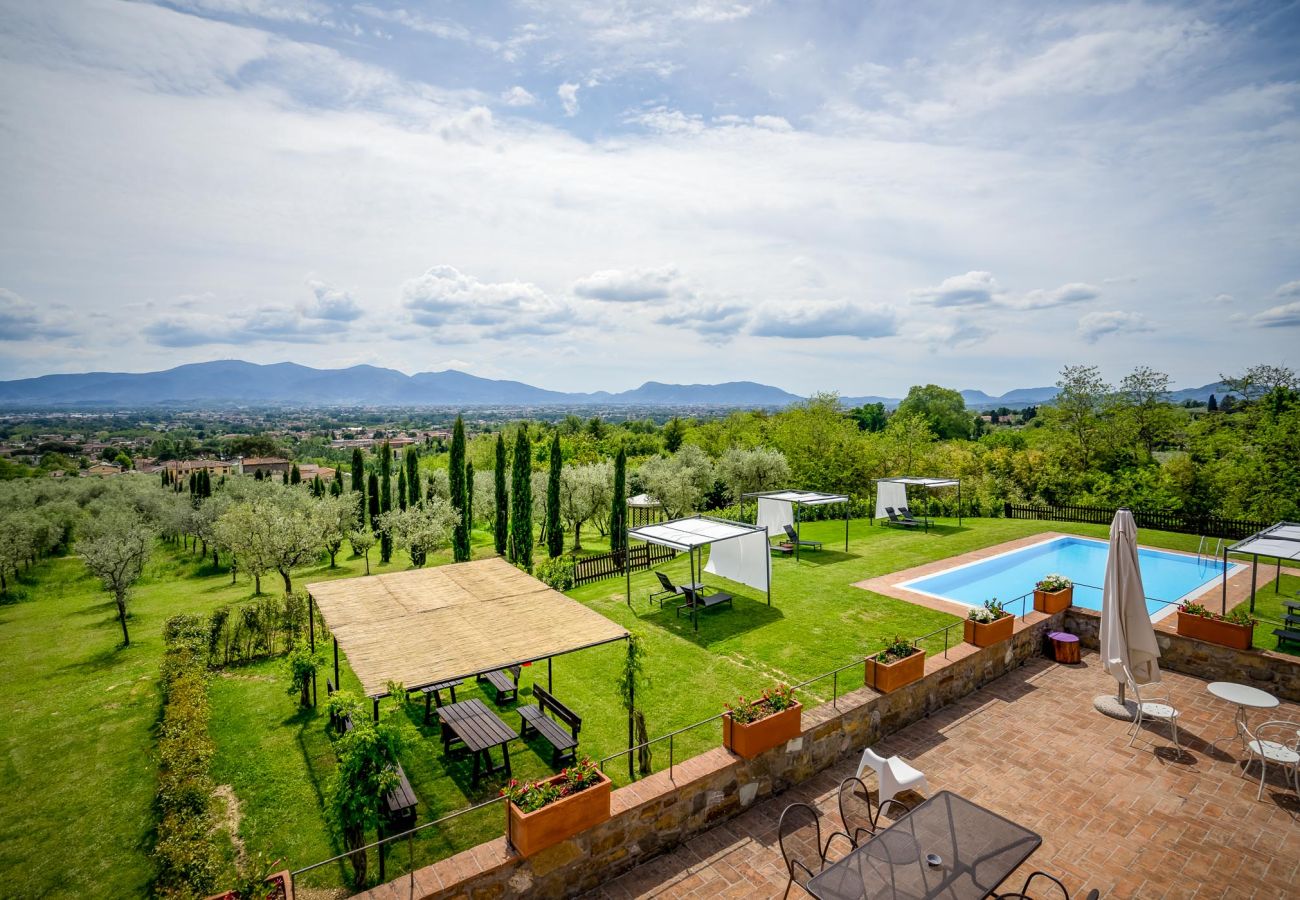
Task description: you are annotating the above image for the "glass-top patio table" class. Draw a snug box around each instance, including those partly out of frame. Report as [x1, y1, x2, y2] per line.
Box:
[806, 791, 1041, 900]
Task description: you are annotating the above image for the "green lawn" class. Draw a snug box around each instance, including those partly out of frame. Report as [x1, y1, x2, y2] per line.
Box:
[0, 518, 1214, 897]
[1243, 571, 1299, 656]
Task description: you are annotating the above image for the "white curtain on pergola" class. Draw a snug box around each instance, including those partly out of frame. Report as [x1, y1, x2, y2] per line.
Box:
[874, 481, 910, 520]
[629, 516, 772, 592]
[756, 496, 795, 536]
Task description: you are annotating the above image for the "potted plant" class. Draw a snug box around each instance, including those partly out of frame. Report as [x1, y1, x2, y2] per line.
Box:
[722, 685, 802, 759]
[504, 758, 613, 857]
[964, 599, 1014, 647]
[204, 855, 293, 900]
[1033, 573, 1074, 614]
[865, 636, 925, 693]
[1175, 602, 1256, 651]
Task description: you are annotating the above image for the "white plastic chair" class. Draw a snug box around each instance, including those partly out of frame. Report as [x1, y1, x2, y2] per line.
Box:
[1241, 720, 1300, 801]
[855, 747, 928, 804]
[1111, 658, 1181, 753]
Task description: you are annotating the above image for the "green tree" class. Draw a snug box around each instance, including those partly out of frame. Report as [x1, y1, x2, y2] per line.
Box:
[379, 441, 392, 563]
[290, 463, 301, 485]
[493, 434, 509, 556]
[1116, 365, 1177, 461]
[545, 432, 563, 558]
[404, 446, 420, 508]
[465, 461, 475, 535]
[350, 448, 364, 493]
[397, 467, 407, 512]
[80, 508, 155, 647]
[715, 447, 790, 503]
[662, 416, 686, 453]
[367, 473, 380, 529]
[1207, 394, 1218, 413]
[1041, 364, 1112, 468]
[896, 384, 971, 440]
[327, 698, 404, 889]
[849, 402, 888, 432]
[449, 416, 470, 562]
[509, 429, 533, 570]
[610, 446, 627, 554]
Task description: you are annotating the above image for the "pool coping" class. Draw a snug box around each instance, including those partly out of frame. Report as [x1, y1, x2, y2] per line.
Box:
[854, 531, 1263, 633]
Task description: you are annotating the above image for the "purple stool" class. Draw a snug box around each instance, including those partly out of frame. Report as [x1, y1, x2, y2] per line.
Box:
[1047, 631, 1080, 664]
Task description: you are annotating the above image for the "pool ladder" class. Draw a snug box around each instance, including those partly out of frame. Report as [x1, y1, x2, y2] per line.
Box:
[1196, 535, 1223, 570]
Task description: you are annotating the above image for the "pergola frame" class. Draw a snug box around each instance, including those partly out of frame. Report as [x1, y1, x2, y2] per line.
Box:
[873, 476, 963, 531]
[625, 514, 771, 632]
[740, 490, 851, 560]
[1220, 521, 1300, 614]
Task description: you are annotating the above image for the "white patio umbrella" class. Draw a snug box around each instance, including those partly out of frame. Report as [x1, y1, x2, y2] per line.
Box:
[1098, 509, 1161, 714]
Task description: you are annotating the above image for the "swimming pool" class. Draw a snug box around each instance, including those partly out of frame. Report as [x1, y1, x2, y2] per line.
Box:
[899, 536, 1239, 620]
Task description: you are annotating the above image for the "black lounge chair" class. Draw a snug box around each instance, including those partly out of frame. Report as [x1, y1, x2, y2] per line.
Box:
[651, 571, 688, 607]
[783, 524, 823, 551]
[884, 507, 919, 529]
[898, 507, 926, 527]
[676, 586, 733, 618]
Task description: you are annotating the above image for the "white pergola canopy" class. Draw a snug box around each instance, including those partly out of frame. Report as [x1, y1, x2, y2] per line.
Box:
[742, 489, 851, 557]
[627, 493, 661, 508]
[745, 490, 850, 506]
[1225, 522, 1300, 613]
[627, 515, 772, 630]
[874, 476, 963, 527]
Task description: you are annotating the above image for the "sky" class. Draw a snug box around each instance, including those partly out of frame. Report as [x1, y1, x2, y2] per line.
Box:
[0, 0, 1297, 397]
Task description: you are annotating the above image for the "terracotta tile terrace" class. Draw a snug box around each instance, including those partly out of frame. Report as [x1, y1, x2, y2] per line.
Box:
[588, 653, 1300, 900]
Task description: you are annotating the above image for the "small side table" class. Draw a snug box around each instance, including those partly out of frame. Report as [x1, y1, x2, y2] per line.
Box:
[1207, 681, 1279, 751]
[1048, 631, 1080, 664]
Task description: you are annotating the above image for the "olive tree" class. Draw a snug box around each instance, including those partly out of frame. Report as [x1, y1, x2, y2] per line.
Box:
[559, 461, 612, 551]
[80, 508, 155, 647]
[377, 497, 458, 567]
[636, 445, 715, 519]
[347, 528, 375, 575]
[715, 447, 790, 503]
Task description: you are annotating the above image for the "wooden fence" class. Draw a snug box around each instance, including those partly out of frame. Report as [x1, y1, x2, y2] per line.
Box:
[572, 543, 678, 587]
[1004, 502, 1268, 540]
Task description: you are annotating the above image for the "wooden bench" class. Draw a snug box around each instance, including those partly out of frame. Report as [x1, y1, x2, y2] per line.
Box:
[410, 678, 464, 724]
[676, 589, 733, 618]
[478, 665, 522, 704]
[382, 762, 418, 825]
[518, 685, 581, 766]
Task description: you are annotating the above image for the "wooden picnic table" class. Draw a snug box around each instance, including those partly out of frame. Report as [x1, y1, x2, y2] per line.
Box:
[437, 698, 516, 788]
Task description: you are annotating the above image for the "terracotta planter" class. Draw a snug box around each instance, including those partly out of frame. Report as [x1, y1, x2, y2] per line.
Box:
[964, 614, 1015, 648]
[506, 771, 612, 857]
[204, 871, 293, 900]
[1176, 611, 1254, 651]
[1033, 585, 1073, 615]
[722, 702, 803, 759]
[865, 649, 925, 693]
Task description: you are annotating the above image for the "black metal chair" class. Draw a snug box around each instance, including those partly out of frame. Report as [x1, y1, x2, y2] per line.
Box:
[778, 802, 852, 899]
[650, 571, 686, 606]
[836, 776, 912, 847]
[994, 870, 1099, 899]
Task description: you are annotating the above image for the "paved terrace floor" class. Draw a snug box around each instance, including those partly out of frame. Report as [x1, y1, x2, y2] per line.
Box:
[589, 653, 1300, 900]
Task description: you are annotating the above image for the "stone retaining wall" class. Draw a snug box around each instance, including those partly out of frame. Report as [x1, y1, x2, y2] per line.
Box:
[355, 611, 1068, 900]
[1063, 607, 1300, 701]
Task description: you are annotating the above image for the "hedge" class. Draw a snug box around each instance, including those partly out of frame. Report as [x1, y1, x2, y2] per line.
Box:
[153, 614, 222, 898]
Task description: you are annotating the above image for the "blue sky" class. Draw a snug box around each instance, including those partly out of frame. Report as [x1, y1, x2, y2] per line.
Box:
[0, 0, 1297, 395]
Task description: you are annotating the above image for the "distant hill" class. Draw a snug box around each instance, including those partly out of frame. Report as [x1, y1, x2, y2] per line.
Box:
[0, 360, 1224, 410]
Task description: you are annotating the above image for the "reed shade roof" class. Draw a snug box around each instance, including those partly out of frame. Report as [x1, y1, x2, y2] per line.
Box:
[306, 557, 628, 698]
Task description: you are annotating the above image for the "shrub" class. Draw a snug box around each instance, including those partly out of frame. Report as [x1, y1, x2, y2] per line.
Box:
[534, 555, 575, 591]
[153, 618, 221, 897]
[873, 635, 916, 664]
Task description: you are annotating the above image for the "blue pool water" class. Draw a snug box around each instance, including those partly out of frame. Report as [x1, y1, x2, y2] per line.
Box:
[900, 537, 1235, 619]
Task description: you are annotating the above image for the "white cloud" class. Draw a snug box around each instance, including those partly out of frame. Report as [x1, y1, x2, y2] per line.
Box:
[1251, 302, 1300, 328]
[558, 82, 580, 116]
[1077, 310, 1155, 343]
[752, 115, 793, 132]
[910, 272, 1002, 308]
[573, 267, 685, 302]
[1206, 293, 1235, 305]
[305, 278, 362, 322]
[1274, 279, 1300, 299]
[1016, 282, 1100, 310]
[751, 303, 897, 340]
[0, 288, 75, 341]
[401, 265, 571, 338]
[500, 85, 537, 107]
[656, 302, 749, 341]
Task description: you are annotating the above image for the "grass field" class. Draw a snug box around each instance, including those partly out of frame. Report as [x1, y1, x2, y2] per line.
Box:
[1246, 571, 1299, 656]
[0, 517, 1238, 897]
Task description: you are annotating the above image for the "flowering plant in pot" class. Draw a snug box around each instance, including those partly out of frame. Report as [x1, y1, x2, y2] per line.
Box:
[1175, 601, 1256, 651]
[964, 598, 1014, 647]
[502, 757, 612, 857]
[865, 636, 925, 693]
[204, 854, 292, 900]
[722, 684, 802, 759]
[1033, 573, 1074, 614]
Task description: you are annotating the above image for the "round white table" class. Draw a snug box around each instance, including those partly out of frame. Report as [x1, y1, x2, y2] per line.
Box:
[1208, 682, 1280, 749]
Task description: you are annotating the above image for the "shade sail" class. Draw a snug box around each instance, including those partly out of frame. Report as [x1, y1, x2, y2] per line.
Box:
[1228, 522, 1300, 562]
[1101, 509, 1161, 688]
[307, 557, 627, 698]
[628, 516, 764, 551]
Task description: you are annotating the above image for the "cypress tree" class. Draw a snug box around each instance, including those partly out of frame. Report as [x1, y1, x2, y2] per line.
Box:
[201, 469, 212, 498]
[397, 467, 408, 512]
[611, 446, 627, 554]
[161, 469, 168, 488]
[367, 472, 380, 528]
[254, 469, 264, 482]
[351, 448, 364, 493]
[509, 428, 533, 570]
[493, 433, 508, 556]
[189, 472, 197, 494]
[1207, 393, 1218, 412]
[282, 470, 289, 485]
[330, 476, 342, 497]
[465, 461, 474, 535]
[449, 415, 470, 562]
[405, 446, 420, 508]
[545, 431, 563, 558]
[379, 441, 393, 562]
[290, 463, 301, 485]
[313, 474, 324, 497]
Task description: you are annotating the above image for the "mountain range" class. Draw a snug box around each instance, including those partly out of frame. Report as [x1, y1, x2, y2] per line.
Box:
[0, 360, 1229, 409]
